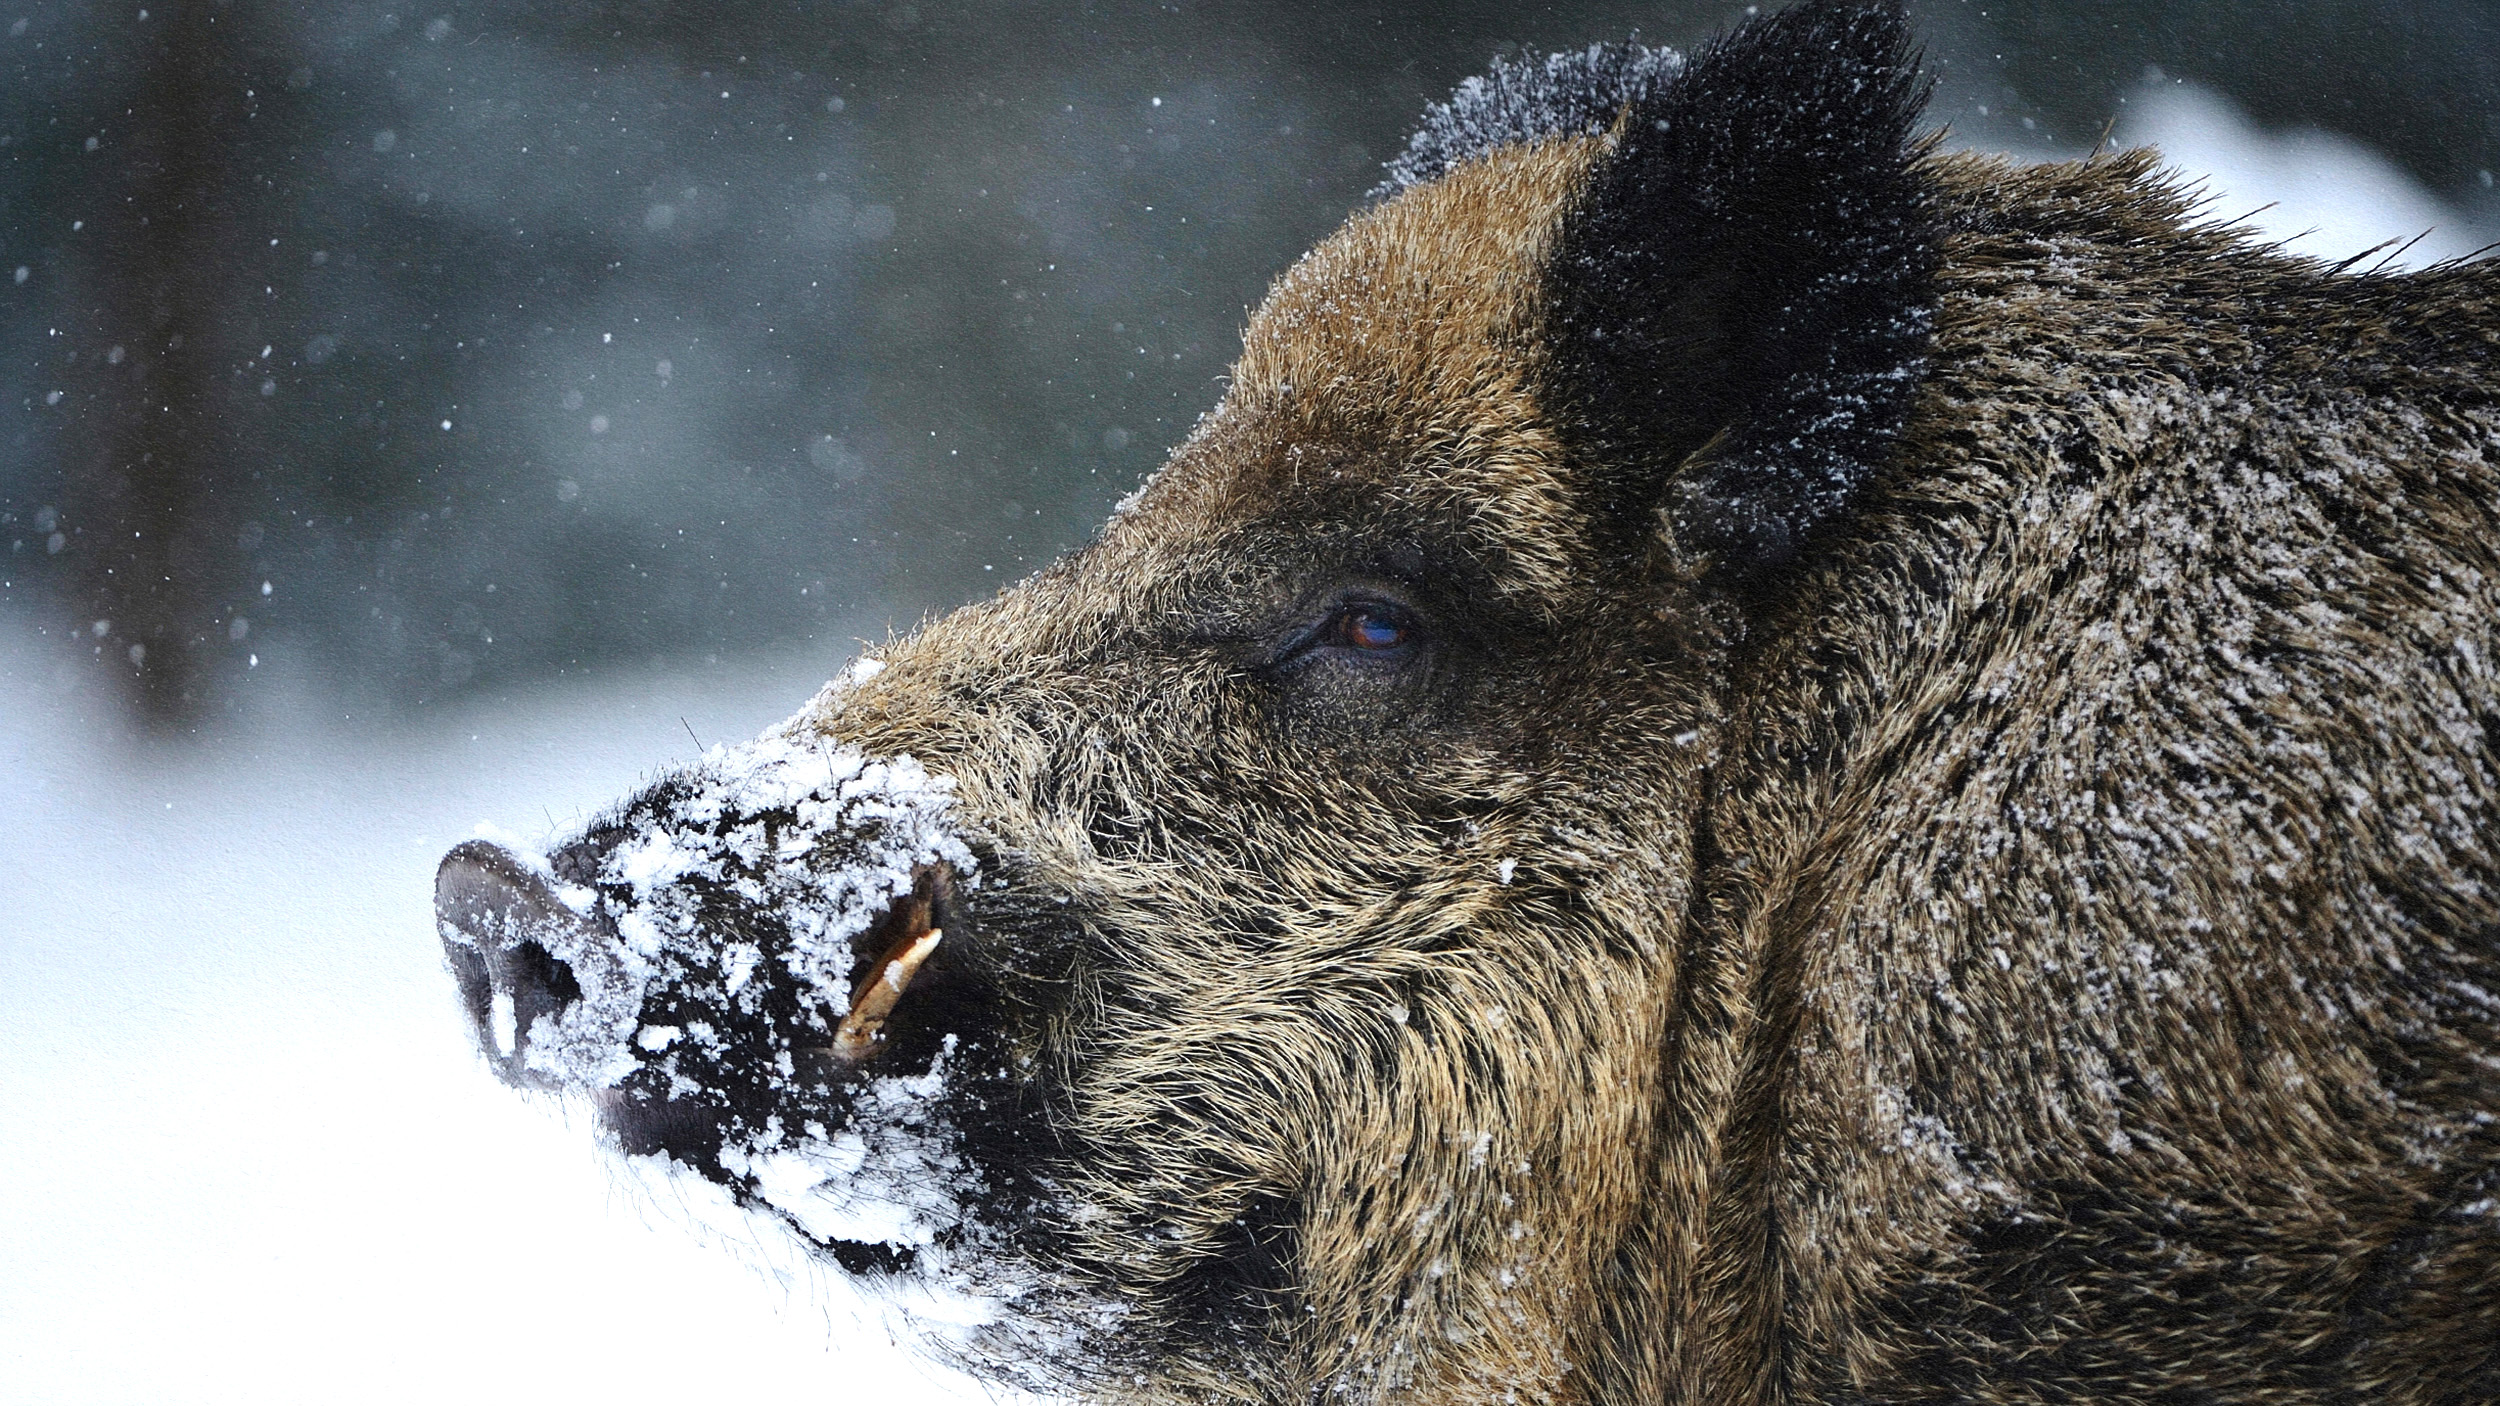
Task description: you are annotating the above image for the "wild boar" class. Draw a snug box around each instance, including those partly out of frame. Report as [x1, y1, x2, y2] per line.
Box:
[436, 1, 2500, 1400]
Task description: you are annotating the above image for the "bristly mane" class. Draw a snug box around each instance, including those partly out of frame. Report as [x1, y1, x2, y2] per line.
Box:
[1373, 41, 1685, 200]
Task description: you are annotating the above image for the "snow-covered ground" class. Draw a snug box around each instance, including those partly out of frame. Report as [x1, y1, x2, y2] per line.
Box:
[4, 77, 2490, 1406]
[0, 634, 1029, 1404]
[2119, 78, 2493, 269]
[1968, 75, 2496, 270]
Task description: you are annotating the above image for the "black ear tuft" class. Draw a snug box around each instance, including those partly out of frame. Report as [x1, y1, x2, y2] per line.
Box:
[1542, 0, 1938, 583]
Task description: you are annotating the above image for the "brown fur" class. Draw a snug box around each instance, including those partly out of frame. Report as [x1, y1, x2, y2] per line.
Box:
[1674, 150, 2500, 1404]
[818, 137, 1693, 1401]
[800, 137, 2500, 1402]
[446, 14, 2500, 1399]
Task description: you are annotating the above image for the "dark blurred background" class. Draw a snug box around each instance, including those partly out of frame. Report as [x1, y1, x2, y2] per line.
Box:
[5, 0, 2496, 730]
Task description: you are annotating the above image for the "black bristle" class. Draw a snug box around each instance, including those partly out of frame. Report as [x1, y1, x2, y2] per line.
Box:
[1538, 0, 1940, 583]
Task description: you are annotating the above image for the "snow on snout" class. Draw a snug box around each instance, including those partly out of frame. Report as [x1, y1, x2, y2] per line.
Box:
[608, 734, 975, 1017]
[518, 732, 978, 1091]
[719, 1041, 976, 1250]
[565, 731, 1014, 1306]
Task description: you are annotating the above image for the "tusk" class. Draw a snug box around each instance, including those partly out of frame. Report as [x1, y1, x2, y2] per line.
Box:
[832, 926, 943, 1062]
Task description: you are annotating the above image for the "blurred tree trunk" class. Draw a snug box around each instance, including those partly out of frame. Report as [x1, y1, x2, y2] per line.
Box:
[67, 0, 253, 728]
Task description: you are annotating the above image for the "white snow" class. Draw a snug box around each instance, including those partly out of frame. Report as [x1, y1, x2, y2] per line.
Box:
[2119, 81, 2491, 270]
[0, 633, 1049, 1405]
[1961, 77, 2496, 272]
[489, 988, 519, 1055]
[718, 1045, 971, 1252]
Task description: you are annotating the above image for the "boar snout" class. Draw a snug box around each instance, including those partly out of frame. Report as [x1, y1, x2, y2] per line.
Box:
[435, 839, 591, 1089]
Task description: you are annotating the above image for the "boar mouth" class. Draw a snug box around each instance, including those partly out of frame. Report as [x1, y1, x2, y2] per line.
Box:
[827, 863, 954, 1065]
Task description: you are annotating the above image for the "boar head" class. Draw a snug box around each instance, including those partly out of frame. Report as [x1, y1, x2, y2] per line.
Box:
[436, 3, 1934, 1399]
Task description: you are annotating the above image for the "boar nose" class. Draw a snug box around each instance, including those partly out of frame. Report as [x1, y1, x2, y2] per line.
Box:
[435, 839, 587, 1087]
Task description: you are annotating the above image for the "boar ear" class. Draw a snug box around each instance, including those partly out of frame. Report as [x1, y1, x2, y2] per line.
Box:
[1543, 0, 1937, 584]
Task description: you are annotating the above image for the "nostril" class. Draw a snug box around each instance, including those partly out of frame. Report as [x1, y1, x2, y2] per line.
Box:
[486, 934, 583, 1067]
[489, 988, 518, 1058]
[435, 839, 589, 1086]
[496, 930, 584, 1009]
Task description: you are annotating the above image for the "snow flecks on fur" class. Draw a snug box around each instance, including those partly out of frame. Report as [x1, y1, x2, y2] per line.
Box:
[789, 652, 893, 733]
[719, 1037, 973, 1251]
[508, 732, 976, 1096]
[1373, 41, 1683, 199]
[596, 732, 974, 1019]
[465, 723, 995, 1279]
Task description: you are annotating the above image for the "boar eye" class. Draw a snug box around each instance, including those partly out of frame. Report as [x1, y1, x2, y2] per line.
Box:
[1262, 590, 1434, 705]
[1267, 593, 1428, 679]
[1334, 603, 1412, 652]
